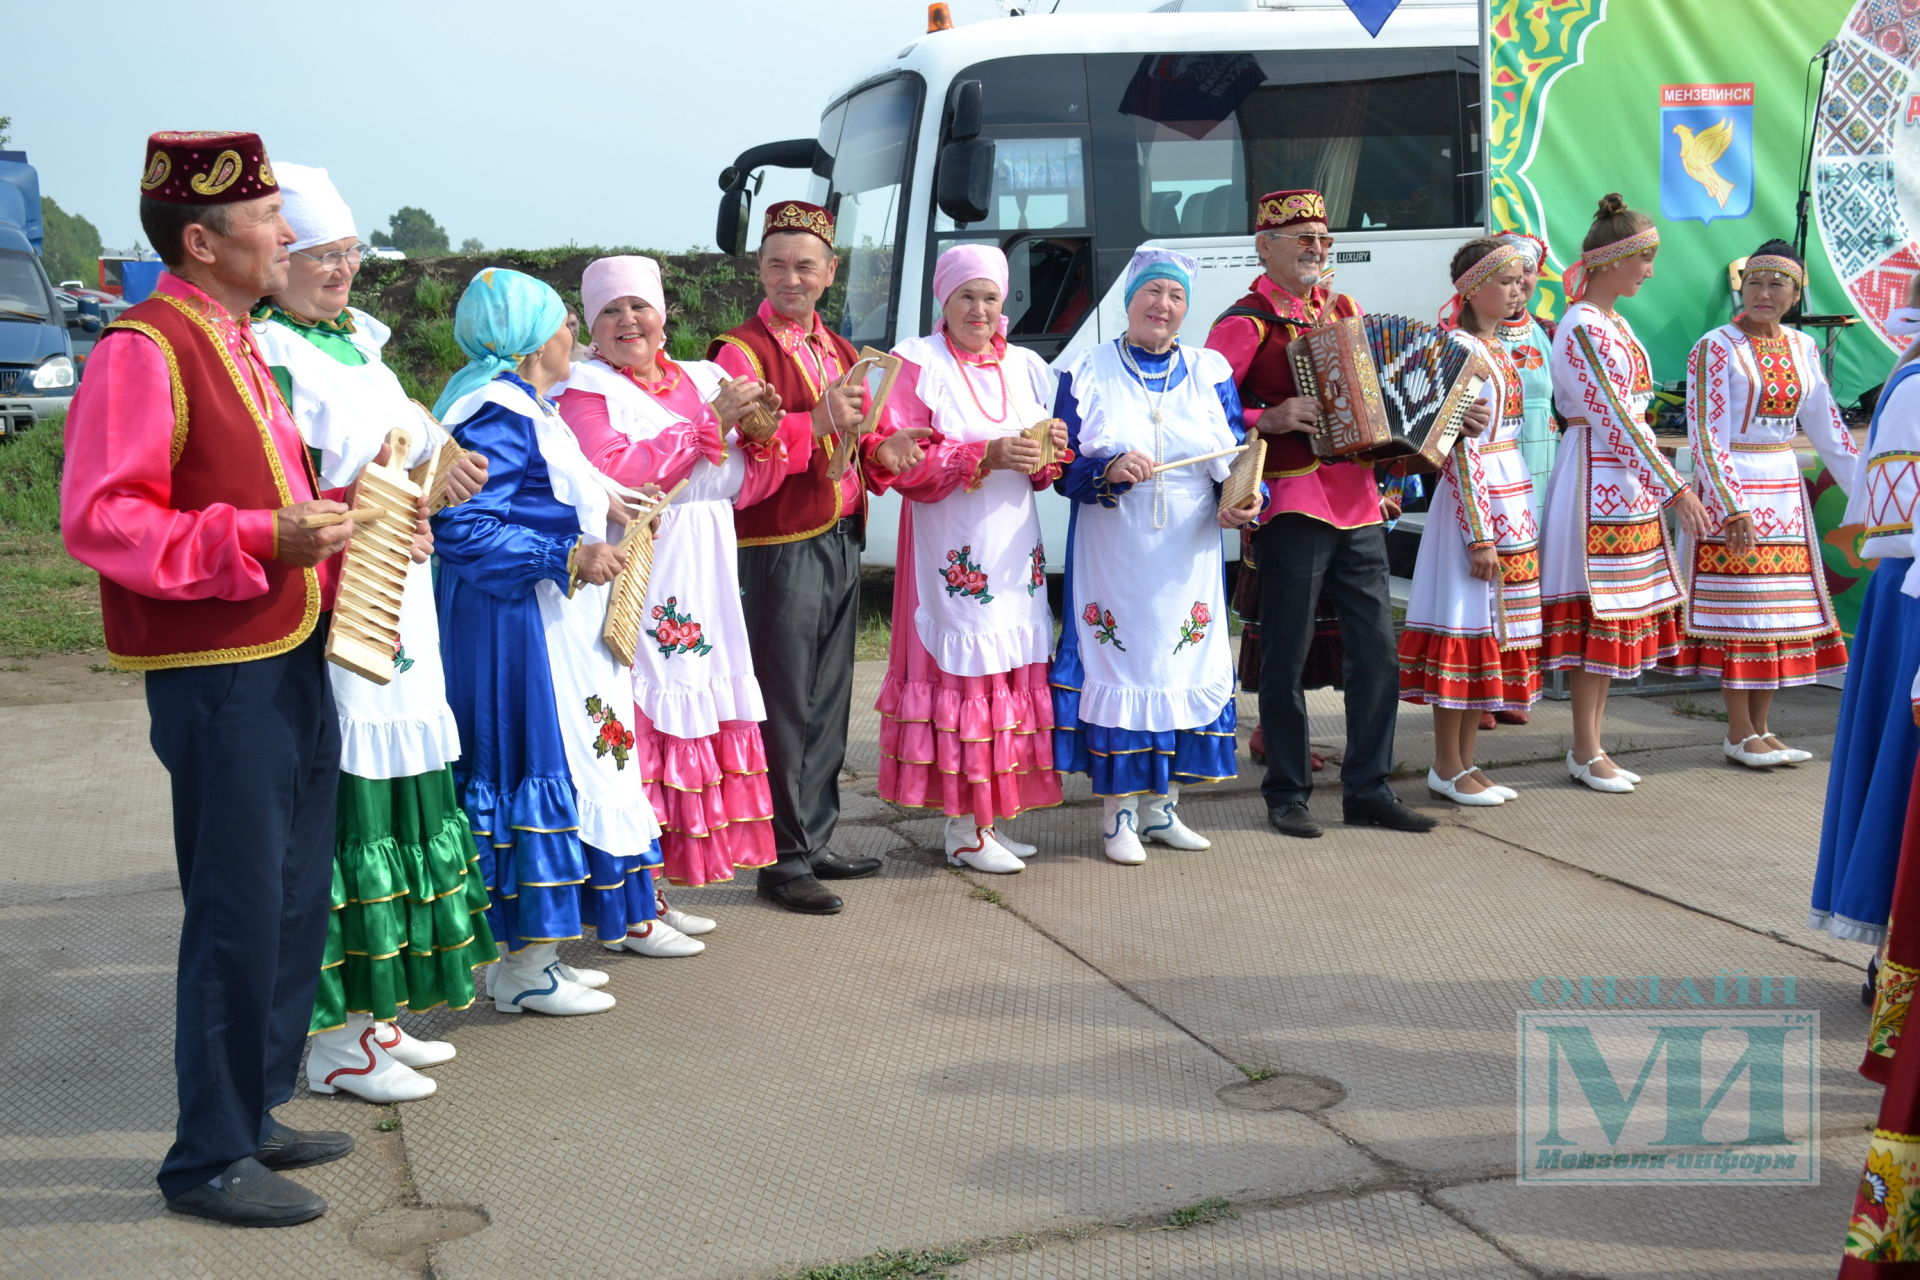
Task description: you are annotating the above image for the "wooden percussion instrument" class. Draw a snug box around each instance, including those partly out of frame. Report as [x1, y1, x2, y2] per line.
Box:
[826, 347, 904, 482]
[1217, 437, 1267, 515]
[325, 427, 421, 686]
[601, 481, 688, 666]
[1289, 314, 1489, 474]
[402, 402, 476, 515]
[738, 402, 782, 443]
[1022, 417, 1062, 474]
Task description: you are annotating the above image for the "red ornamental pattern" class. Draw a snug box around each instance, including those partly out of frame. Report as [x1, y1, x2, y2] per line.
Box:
[584, 695, 635, 769]
[645, 595, 715, 658]
[1081, 601, 1126, 651]
[1172, 600, 1211, 654]
[1028, 542, 1046, 597]
[942, 545, 995, 604]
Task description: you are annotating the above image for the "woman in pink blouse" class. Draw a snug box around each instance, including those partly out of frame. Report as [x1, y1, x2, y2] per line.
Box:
[868, 244, 1069, 873]
[557, 255, 799, 952]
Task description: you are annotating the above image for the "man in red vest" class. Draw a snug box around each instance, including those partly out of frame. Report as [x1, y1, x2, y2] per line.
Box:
[1205, 189, 1455, 839]
[62, 132, 362, 1226]
[708, 202, 917, 913]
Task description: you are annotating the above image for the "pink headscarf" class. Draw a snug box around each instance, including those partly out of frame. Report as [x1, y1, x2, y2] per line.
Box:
[932, 243, 1010, 335]
[582, 255, 666, 332]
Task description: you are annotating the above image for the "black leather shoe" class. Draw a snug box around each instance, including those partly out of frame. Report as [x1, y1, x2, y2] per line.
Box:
[1343, 796, 1439, 832]
[165, 1157, 326, 1228]
[255, 1123, 354, 1171]
[811, 849, 883, 880]
[758, 874, 845, 914]
[1268, 803, 1323, 839]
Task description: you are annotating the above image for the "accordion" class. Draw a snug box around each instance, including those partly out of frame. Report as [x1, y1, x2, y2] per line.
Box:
[1288, 315, 1490, 474]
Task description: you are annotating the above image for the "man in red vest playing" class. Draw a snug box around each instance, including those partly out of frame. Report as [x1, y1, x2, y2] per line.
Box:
[1205, 189, 1445, 839]
[62, 132, 362, 1226]
[708, 202, 916, 913]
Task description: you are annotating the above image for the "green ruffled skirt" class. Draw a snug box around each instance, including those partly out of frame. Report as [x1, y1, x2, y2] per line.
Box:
[309, 766, 496, 1032]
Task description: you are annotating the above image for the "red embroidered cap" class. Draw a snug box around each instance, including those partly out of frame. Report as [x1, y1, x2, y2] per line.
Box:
[762, 200, 835, 250]
[1255, 189, 1327, 232]
[140, 131, 278, 205]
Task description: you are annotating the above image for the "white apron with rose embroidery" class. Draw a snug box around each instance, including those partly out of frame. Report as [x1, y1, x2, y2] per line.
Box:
[1062, 341, 1237, 731]
[558, 358, 762, 737]
[894, 333, 1054, 676]
[253, 309, 459, 780]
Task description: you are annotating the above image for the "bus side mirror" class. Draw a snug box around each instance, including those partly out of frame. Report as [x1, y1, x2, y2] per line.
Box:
[717, 187, 751, 257]
[936, 138, 994, 226]
[946, 79, 983, 142]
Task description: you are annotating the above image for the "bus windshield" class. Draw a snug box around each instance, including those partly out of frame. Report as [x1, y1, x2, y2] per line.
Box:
[815, 75, 923, 348]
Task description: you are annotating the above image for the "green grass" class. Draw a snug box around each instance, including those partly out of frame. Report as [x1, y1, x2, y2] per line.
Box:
[1671, 697, 1729, 723]
[0, 418, 103, 657]
[969, 885, 1006, 906]
[1238, 1064, 1277, 1081]
[787, 1248, 968, 1280]
[1160, 1198, 1237, 1231]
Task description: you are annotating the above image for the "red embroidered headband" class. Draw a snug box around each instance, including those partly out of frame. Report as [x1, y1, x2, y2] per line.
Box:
[1743, 254, 1806, 289]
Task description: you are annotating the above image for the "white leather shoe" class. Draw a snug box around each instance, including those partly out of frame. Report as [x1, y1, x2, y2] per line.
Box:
[655, 891, 717, 936]
[1428, 766, 1505, 807]
[1102, 798, 1147, 865]
[1139, 792, 1211, 849]
[1567, 750, 1634, 794]
[604, 918, 705, 957]
[307, 1016, 438, 1101]
[1602, 756, 1643, 784]
[1724, 735, 1789, 768]
[374, 1020, 455, 1068]
[493, 946, 616, 1015]
[988, 828, 1037, 857]
[1765, 738, 1813, 764]
[1467, 768, 1518, 801]
[555, 962, 610, 989]
[945, 817, 1025, 874]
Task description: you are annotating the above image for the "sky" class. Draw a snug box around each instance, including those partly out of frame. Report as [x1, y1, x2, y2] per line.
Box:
[7, 0, 1164, 257]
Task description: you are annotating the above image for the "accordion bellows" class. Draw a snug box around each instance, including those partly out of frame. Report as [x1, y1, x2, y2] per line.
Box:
[1289, 315, 1489, 473]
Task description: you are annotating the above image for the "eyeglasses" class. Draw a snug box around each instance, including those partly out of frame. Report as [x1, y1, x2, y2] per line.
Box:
[292, 243, 369, 270]
[1286, 234, 1336, 249]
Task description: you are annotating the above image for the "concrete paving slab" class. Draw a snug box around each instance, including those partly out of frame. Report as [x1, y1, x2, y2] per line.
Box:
[947, 1190, 1532, 1280]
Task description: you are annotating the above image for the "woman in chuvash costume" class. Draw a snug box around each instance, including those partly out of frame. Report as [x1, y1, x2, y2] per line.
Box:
[557, 254, 795, 947]
[1665, 240, 1857, 764]
[868, 243, 1069, 873]
[1396, 237, 1544, 807]
[252, 164, 494, 1101]
[1051, 248, 1262, 864]
[432, 266, 663, 1014]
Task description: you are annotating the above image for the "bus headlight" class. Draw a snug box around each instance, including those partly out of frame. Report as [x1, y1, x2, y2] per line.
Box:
[30, 355, 76, 391]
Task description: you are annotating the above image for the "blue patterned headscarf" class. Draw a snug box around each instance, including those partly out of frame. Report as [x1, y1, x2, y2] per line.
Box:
[432, 267, 568, 418]
[1123, 247, 1198, 308]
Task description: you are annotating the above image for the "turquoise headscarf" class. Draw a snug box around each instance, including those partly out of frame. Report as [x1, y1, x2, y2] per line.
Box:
[431, 267, 568, 419]
[1122, 247, 1198, 309]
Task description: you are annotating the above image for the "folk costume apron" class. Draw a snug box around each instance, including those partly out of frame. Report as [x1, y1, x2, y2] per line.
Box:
[894, 333, 1053, 677]
[1064, 341, 1238, 732]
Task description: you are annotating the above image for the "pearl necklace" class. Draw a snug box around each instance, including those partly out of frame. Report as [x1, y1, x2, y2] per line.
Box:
[1117, 338, 1182, 530]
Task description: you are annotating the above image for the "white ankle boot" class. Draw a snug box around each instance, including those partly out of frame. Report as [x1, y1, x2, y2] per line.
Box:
[1102, 797, 1146, 865]
[656, 891, 716, 936]
[374, 1020, 455, 1068]
[603, 918, 705, 957]
[989, 827, 1037, 857]
[307, 1013, 437, 1101]
[1139, 785, 1210, 849]
[493, 944, 617, 1015]
[486, 941, 607, 991]
[944, 816, 1025, 873]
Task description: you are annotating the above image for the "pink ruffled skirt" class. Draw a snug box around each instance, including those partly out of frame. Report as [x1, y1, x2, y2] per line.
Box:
[633, 712, 776, 887]
[877, 661, 1062, 825]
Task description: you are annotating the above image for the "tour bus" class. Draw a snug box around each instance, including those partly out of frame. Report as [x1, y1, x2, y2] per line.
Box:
[714, 0, 1488, 566]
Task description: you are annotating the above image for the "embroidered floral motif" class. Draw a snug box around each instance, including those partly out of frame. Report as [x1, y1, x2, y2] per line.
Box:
[1081, 602, 1125, 651]
[1870, 960, 1920, 1063]
[1172, 601, 1211, 654]
[1027, 543, 1046, 597]
[646, 596, 715, 658]
[942, 546, 994, 604]
[391, 636, 414, 674]
[1511, 344, 1545, 371]
[584, 695, 634, 769]
[1846, 1137, 1920, 1262]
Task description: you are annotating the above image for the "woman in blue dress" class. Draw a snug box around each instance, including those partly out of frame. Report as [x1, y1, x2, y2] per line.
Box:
[433, 268, 663, 1015]
[1051, 248, 1263, 864]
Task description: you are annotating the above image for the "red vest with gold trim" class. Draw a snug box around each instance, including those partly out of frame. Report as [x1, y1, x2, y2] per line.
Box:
[707, 315, 862, 546]
[1220, 286, 1363, 479]
[96, 294, 319, 668]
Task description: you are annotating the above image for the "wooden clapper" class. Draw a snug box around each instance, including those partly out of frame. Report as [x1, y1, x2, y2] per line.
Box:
[325, 426, 421, 685]
[826, 347, 904, 482]
[602, 480, 689, 666]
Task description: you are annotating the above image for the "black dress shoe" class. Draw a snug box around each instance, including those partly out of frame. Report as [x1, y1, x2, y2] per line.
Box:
[165, 1156, 326, 1228]
[1343, 796, 1439, 832]
[758, 874, 845, 914]
[1268, 803, 1323, 839]
[811, 849, 883, 880]
[255, 1123, 354, 1171]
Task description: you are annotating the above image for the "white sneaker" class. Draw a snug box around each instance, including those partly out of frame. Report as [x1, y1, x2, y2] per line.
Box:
[1427, 766, 1505, 807]
[374, 1020, 455, 1068]
[1724, 735, 1789, 769]
[656, 892, 717, 936]
[989, 828, 1038, 857]
[604, 919, 705, 957]
[1102, 798, 1147, 865]
[493, 945, 616, 1015]
[307, 1015, 437, 1101]
[1567, 750, 1634, 794]
[1139, 791, 1211, 848]
[945, 817, 1025, 874]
